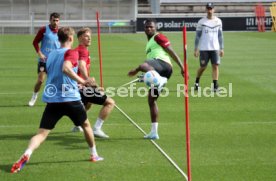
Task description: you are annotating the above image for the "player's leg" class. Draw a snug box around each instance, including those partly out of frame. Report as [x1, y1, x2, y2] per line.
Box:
[81, 119, 103, 162]
[29, 62, 47, 106]
[194, 51, 209, 90]
[143, 59, 172, 140]
[128, 60, 154, 76]
[11, 128, 51, 173]
[211, 51, 221, 91]
[81, 88, 115, 138]
[68, 101, 103, 162]
[93, 97, 115, 138]
[11, 103, 60, 173]
[144, 90, 159, 140]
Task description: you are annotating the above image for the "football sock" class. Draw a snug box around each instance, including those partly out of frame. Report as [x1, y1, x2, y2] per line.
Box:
[89, 146, 98, 156]
[151, 122, 158, 134]
[195, 77, 200, 84]
[24, 149, 33, 157]
[213, 80, 218, 88]
[94, 118, 104, 130]
[32, 92, 38, 98]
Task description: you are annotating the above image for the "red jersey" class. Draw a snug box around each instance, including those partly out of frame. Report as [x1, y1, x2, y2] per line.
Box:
[75, 45, 91, 79]
[64, 49, 79, 68]
[33, 25, 59, 53]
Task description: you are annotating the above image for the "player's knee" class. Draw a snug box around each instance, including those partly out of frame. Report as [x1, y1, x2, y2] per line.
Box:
[81, 119, 91, 128]
[105, 98, 115, 108]
[139, 63, 153, 72]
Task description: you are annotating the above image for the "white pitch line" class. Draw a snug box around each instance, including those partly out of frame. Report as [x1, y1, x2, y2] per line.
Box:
[114, 104, 188, 180]
[117, 78, 140, 88]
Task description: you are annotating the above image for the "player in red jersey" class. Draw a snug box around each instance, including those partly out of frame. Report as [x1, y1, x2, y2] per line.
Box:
[28, 12, 60, 106]
[71, 28, 115, 138]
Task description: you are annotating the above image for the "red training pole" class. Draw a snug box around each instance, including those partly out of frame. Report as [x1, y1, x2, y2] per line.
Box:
[183, 26, 192, 181]
[96, 11, 104, 87]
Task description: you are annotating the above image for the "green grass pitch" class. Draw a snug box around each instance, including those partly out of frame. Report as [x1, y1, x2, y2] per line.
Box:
[0, 31, 276, 181]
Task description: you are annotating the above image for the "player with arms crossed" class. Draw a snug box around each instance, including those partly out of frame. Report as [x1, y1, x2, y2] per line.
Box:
[128, 19, 184, 140]
[28, 12, 60, 106]
[11, 27, 103, 174]
[71, 28, 115, 138]
[194, 2, 224, 92]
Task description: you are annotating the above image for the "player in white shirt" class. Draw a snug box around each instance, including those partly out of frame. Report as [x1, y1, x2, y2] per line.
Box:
[194, 2, 224, 92]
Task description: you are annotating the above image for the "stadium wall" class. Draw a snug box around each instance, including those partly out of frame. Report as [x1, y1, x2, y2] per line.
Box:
[136, 16, 273, 31]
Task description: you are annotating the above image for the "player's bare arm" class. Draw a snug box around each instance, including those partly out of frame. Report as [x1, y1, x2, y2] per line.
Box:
[164, 46, 184, 76]
[78, 60, 90, 80]
[63, 60, 87, 85]
[38, 50, 46, 61]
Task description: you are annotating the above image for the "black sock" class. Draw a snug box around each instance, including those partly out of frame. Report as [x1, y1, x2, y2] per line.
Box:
[213, 80, 218, 88]
[195, 77, 200, 84]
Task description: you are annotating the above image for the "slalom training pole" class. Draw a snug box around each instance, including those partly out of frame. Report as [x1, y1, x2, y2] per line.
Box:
[96, 11, 104, 87]
[183, 26, 192, 181]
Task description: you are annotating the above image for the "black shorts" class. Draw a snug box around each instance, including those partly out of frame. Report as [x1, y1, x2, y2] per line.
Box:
[80, 87, 107, 106]
[199, 51, 220, 67]
[37, 61, 47, 73]
[39, 101, 87, 130]
[145, 59, 173, 79]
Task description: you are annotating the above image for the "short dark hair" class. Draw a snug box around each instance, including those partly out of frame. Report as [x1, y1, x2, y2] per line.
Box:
[77, 27, 92, 38]
[144, 18, 157, 25]
[58, 27, 75, 43]
[49, 12, 60, 20]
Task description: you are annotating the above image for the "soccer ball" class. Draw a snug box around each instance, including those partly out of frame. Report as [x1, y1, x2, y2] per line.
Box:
[143, 70, 161, 87]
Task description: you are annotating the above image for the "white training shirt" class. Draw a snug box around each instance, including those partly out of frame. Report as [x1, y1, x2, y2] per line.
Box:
[196, 16, 222, 51]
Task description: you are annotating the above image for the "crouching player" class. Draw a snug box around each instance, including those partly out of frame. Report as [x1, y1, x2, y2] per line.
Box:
[71, 28, 115, 138]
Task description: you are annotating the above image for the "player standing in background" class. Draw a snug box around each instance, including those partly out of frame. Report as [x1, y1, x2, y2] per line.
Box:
[194, 2, 224, 92]
[128, 19, 184, 140]
[71, 28, 115, 138]
[28, 12, 60, 106]
[11, 27, 103, 174]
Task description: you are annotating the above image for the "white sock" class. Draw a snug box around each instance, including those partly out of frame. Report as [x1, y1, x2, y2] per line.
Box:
[33, 92, 38, 98]
[94, 118, 104, 130]
[89, 146, 98, 157]
[24, 149, 33, 157]
[151, 122, 158, 134]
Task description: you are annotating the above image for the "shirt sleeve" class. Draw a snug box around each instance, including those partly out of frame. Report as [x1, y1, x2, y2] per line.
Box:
[64, 49, 79, 67]
[154, 33, 171, 48]
[194, 30, 202, 50]
[196, 19, 203, 31]
[32, 26, 46, 53]
[78, 47, 89, 61]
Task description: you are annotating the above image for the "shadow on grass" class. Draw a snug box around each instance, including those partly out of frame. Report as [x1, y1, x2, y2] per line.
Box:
[0, 104, 44, 108]
[0, 159, 89, 173]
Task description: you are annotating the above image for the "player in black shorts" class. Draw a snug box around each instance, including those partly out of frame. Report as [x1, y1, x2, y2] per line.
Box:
[71, 28, 115, 138]
[128, 19, 184, 140]
[11, 27, 103, 174]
